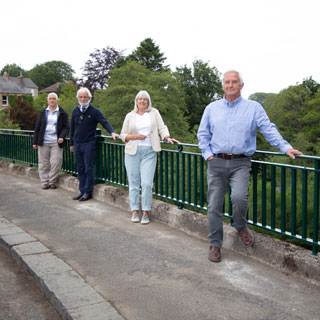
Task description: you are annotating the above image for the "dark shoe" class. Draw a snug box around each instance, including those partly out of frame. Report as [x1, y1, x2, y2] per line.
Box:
[238, 227, 254, 247]
[79, 193, 92, 201]
[42, 184, 49, 189]
[72, 193, 83, 200]
[208, 246, 221, 263]
[49, 184, 57, 189]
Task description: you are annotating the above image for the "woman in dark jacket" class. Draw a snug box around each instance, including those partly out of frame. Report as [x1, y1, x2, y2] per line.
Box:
[33, 93, 69, 189]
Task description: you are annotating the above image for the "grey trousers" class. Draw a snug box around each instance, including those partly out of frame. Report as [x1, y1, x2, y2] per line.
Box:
[38, 143, 63, 185]
[207, 157, 252, 248]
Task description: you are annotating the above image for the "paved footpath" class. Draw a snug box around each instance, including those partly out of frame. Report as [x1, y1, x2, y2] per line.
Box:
[0, 172, 320, 320]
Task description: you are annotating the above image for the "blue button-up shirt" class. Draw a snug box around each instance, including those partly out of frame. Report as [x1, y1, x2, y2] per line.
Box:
[197, 96, 292, 160]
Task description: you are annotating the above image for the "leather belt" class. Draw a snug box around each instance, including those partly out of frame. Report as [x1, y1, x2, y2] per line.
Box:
[215, 153, 247, 160]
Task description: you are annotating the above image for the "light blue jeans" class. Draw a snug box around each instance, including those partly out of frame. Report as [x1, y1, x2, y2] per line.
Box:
[125, 146, 157, 211]
[207, 157, 252, 248]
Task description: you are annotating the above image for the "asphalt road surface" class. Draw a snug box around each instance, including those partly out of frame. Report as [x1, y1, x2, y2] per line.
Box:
[0, 245, 61, 320]
[0, 172, 320, 320]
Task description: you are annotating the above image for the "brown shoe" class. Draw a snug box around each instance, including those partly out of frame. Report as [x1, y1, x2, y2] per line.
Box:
[238, 227, 254, 247]
[42, 184, 49, 189]
[49, 184, 57, 189]
[208, 246, 221, 263]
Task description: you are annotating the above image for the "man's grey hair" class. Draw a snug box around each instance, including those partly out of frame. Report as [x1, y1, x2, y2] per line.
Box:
[222, 70, 244, 85]
[76, 87, 92, 100]
[133, 90, 153, 112]
[47, 92, 58, 101]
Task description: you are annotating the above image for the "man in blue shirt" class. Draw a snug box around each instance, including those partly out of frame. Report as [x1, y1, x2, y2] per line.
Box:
[197, 70, 302, 262]
[70, 88, 119, 201]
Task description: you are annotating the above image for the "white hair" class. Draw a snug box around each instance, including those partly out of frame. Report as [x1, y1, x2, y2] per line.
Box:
[76, 87, 92, 100]
[47, 92, 58, 101]
[222, 70, 244, 85]
[133, 90, 153, 112]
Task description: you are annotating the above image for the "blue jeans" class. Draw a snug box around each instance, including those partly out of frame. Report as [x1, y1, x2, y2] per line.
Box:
[74, 140, 96, 194]
[207, 157, 252, 248]
[125, 146, 157, 211]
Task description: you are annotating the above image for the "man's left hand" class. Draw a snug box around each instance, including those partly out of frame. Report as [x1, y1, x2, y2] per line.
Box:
[285, 149, 303, 159]
[112, 132, 120, 140]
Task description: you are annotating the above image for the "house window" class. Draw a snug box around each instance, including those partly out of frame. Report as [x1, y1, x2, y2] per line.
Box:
[31, 89, 35, 96]
[2, 95, 8, 106]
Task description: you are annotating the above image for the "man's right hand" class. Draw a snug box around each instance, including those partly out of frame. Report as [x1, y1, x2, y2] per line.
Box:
[207, 156, 214, 161]
[70, 146, 74, 152]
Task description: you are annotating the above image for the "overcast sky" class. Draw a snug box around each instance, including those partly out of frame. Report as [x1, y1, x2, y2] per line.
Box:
[2, 0, 319, 98]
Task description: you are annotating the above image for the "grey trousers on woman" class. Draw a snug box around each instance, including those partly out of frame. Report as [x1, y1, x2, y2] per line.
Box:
[38, 143, 63, 185]
[207, 157, 252, 248]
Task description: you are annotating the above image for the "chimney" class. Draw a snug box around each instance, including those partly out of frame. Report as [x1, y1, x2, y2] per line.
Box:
[17, 71, 24, 84]
[3, 71, 9, 80]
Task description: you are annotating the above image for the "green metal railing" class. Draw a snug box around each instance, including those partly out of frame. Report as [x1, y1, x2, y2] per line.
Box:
[0, 128, 319, 255]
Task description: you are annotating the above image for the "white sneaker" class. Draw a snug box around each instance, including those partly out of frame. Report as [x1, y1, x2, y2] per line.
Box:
[141, 214, 150, 225]
[131, 213, 140, 223]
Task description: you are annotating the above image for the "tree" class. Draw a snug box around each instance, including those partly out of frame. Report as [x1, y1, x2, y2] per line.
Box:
[28, 61, 74, 90]
[267, 84, 312, 142]
[32, 94, 48, 114]
[116, 38, 169, 72]
[0, 109, 20, 129]
[176, 60, 223, 131]
[9, 96, 38, 130]
[258, 79, 320, 154]
[94, 61, 193, 142]
[80, 47, 123, 94]
[249, 92, 277, 108]
[58, 81, 79, 116]
[302, 76, 320, 97]
[1, 63, 26, 77]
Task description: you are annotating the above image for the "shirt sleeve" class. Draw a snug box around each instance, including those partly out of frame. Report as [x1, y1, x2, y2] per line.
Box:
[197, 106, 214, 160]
[256, 104, 292, 153]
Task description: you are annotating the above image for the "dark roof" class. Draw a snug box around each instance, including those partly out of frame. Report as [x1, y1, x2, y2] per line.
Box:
[39, 82, 62, 94]
[0, 75, 38, 94]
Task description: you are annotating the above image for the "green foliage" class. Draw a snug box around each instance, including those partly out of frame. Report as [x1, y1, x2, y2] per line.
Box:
[249, 92, 277, 110]
[58, 82, 78, 116]
[175, 60, 223, 130]
[9, 96, 38, 130]
[116, 38, 169, 72]
[268, 85, 311, 141]
[250, 77, 320, 157]
[0, 109, 20, 129]
[33, 94, 48, 113]
[28, 60, 74, 90]
[1, 63, 26, 77]
[94, 61, 194, 142]
[8, 95, 33, 108]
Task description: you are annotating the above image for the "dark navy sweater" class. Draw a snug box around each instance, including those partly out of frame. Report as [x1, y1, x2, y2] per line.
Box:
[70, 104, 114, 146]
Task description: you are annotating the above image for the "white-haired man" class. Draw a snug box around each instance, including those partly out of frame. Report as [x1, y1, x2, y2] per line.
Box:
[197, 70, 302, 262]
[70, 88, 119, 201]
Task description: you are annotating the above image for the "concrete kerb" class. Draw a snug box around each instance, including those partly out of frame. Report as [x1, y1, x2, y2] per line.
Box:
[0, 160, 319, 289]
[0, 214, 124, 320]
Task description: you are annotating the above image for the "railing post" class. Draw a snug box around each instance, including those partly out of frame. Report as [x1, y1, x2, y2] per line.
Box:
[312, 159, 319, 255]
[95, 128, 104, 184]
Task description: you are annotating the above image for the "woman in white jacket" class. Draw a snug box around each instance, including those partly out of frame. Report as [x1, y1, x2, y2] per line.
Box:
[120, 90, 179, 224]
